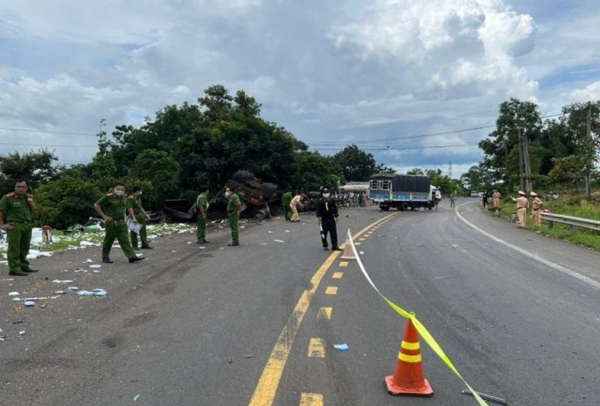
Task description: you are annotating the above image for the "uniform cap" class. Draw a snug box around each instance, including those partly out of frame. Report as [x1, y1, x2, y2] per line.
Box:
[518, 190, 526, 196]
[530, 191, 537, 196]
[322, 188, 330, 194]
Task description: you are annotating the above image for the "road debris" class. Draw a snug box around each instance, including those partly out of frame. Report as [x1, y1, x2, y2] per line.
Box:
[334, 343, 350, 351]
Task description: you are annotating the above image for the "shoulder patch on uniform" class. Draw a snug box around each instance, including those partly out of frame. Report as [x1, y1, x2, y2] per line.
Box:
[6, 192, 16, 198]
[106, 193, 115, 197]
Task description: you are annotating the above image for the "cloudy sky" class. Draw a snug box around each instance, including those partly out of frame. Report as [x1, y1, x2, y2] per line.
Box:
[1, 0, 599, 179]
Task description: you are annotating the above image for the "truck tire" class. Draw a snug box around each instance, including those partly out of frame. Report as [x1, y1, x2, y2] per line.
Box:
[380, 205, 390, 211]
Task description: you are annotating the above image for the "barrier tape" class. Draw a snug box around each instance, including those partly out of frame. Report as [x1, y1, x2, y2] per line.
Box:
[347, 229, 489, 406]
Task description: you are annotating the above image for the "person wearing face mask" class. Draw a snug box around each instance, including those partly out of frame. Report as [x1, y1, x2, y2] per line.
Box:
[94, 183, 144, 264]
[316, 188, 340, 251]
[127, 186, 153, 250]
[225, 186, 242, 246]
[0, 179, 38, 276]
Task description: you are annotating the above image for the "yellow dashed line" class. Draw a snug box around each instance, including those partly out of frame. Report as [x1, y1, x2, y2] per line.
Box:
[332, 272, 344, 279]
[325, 286, 338, 295]
[308, 338, 326, 358]
[300, 393, 324, 406]
[317, 307, 332, 319]
[339, 261, 348, 267]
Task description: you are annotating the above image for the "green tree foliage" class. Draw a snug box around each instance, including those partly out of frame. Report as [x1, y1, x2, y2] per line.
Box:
[0, 149, 59, 190]
[459, 164, 493, 191]
[479, 98, 543, 186]
[291, 152, 343, 191]
[130, 149, 181, 206]
[375, 163, 395, 173]
[332, 144, 377, 182]
[35, 176, 103, 229]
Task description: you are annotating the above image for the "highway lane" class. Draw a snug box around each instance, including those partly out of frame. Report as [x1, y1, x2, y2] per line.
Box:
[2, 200, 600, 405]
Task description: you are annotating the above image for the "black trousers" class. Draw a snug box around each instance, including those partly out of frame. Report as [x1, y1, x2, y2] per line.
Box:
[321, 217, 338, 248]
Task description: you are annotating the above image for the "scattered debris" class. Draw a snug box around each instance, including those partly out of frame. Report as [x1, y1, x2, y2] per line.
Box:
[24, 301, 36, 307]
[274, 240, 285, 243]
[77, 289, 107, 297]
[52, 279, 74, 284]
[334, 343, 350, 351]
[84, 259, 93, 263]
[244, 354, 255, 358]
[8, 292, 19, 297]
[133, 394, 140, 402]
[461, 390, 507, 405]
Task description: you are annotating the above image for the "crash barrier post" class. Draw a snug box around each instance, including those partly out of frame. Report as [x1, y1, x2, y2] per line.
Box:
[385, 316, 433, 397]
[346, 229, 492, 406]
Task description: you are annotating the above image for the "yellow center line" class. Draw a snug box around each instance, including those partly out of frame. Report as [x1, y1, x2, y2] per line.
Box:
[247, 212, 397, 406]
[332, 272, 344, 279]
[308, 338, 326, 358]
[325, 286, 338, 295]
[300, 393, 324, 406]
[339, 261, 348, 267]
[317, 307, 332, 319]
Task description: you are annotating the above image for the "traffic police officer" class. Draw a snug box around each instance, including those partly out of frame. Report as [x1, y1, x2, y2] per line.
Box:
[94, 183, 144, 263]
[0, 179, 38, 276]
[127, 186, 153, 250]
[512, 190, 529, 228]
[196, 186, 210, 244]
[316, 188, 340, 251]
[492, 189, 501, 208]
[225, 186, 242, 246]
[530, 192, 543, 227]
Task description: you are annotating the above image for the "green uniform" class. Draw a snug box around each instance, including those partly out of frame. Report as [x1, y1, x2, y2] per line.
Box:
[127, 194, 149, 248]
[96, 193, 136, 261]
[281, 192, 292, 221]
[0, 193, 33, 273]
[196, 194, 208, 243]
[227, 193, 240, 245]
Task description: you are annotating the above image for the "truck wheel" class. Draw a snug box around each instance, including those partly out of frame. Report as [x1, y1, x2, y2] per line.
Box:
[380, 205, 390, 211]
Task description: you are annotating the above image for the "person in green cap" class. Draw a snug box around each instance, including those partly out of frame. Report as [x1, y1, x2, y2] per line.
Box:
[94, 183, 144, 264]
[127, 186, 153, 250]
[225, 186, 242, 246]
[0, 179, 38, 276]
[281, 191, 292, 222]
[196, 186, 210, 244]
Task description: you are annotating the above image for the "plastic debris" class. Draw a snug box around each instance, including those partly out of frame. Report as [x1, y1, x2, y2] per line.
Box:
[19, 330, 25, 335]
[52, 279, 74, 284]
[244, 354, 254, 358]
[89, 264, 102, 269]
[8, 292, 20, 297]
[54, 291, 67, 295]
[133, 394, 140, 402]
[84, 258, 93, 263]
[334, 343, 350, 351]
[67, 286, 80, 291]
[24, 300, 36, 307]
[0, 328, 4, 335]
[274, 240, 284, 243]
[77, 289, 107, 297]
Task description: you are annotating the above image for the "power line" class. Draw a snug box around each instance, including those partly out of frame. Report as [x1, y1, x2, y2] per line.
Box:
[0, 141, 96, 148]
[0, 127, 98, 137]
[316, 142, 479, 151]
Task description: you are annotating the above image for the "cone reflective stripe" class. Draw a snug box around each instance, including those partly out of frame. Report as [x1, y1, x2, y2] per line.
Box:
[341, 230, 356, 260]
[385, 317, 434, 396]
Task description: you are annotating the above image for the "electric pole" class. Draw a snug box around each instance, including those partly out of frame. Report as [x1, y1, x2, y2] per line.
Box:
[585, 101, 592, 201]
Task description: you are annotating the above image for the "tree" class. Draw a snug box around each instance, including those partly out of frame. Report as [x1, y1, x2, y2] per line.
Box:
[130, 149, 181, 206]
[375, 163, 395, 173]
[459, 164, 493, 191]
[0, 149, 59, 190]
[35, 176, 103, 229]
[479, 98, 543, 188]
[332, 145, 376, 181]
[290, 152, 343, 191]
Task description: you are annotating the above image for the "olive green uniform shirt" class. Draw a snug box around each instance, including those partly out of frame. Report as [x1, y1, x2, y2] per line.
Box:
[227, 194, 240, 215]
[0, 193, 33, 223]
[197, 194, 208, 214]
[127, 195, 144, 217]
[96, 194, 127, 220]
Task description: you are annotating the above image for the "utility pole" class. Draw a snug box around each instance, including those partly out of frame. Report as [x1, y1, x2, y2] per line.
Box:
[523, 128, 532, 193]
[585, 102, 592, 201]
[449, 161, 452, 179]
[517, 128, 525, 192]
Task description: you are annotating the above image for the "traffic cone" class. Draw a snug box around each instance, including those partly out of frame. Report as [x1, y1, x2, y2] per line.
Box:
[385, 318, 434, 397]
[340, 232, 356, 260]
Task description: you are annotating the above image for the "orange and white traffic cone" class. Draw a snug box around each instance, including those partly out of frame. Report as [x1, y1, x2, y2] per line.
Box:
[385, 317, 434, 397]
[340, 232, 356, 260]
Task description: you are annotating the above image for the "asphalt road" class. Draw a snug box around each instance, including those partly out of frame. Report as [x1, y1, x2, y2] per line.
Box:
[1, 200, 599, 406]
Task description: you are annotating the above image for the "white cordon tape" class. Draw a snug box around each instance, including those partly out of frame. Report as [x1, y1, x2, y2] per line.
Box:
[347, 229, 489, 406]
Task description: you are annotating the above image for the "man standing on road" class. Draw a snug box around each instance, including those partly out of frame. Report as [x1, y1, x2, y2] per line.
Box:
[512, 190, 529, 228]
[290, 193, 304, 223]
[281, 191, 292, 221]
[196, 186, 210, 244]
[530, 192, 543, 227]
[450, 191, 457, 208]
[316, 188, 340, 251]
[0, 179, 38, 276]
[492, 189, 501, 208]
[127, 186, 153, 250]
[94, 183, 144, 264]
[225, 186, 242, 246]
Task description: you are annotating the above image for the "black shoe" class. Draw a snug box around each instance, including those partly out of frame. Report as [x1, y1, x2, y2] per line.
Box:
[201, 240, 210, 244]
[323, 246, 329, 251]
[140, 246, 153, 249]
[129, 256, 145, 263]
[227, 242, 240, 246]
[102, 259, 114, 264]
[332, 247, 343, 251]
[22, 268, 39, 273]
[9, 270, 28, 276]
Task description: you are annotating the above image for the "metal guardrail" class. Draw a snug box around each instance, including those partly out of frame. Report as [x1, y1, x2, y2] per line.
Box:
[541, 212, 600, 234]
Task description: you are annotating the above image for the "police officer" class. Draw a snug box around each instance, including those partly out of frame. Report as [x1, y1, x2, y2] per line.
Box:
[512, 190, 528, 228]
[94, 183, 144, 263]
[225, 186, 242, 246]
[316, 188, 340, 251]
[281, 191, 292, 221]
[492, 189, 501, 208]
[530, 192, 543, 226]
[127, 186, 153, 250]
[0, 179, 38, 276]
[196, 186, 210, 244]
[290, 193, 304, 222]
